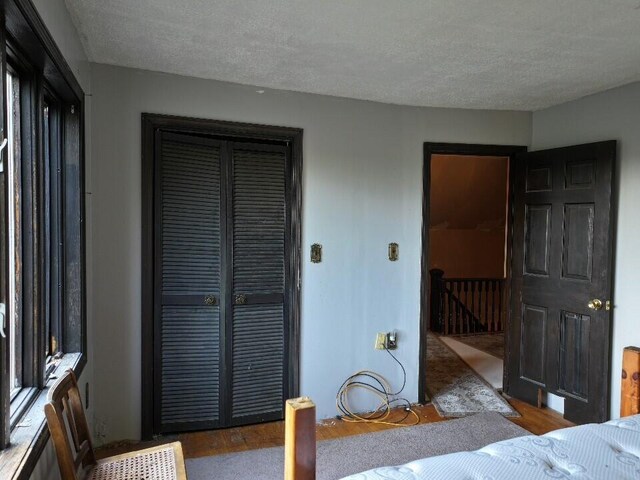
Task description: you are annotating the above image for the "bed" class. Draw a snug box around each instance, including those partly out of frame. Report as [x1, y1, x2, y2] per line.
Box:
[340, 414, 640, 479]
[284, 347, 640, 480]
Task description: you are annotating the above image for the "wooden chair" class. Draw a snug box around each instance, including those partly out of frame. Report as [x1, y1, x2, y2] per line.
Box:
[45, 369, 187, 480]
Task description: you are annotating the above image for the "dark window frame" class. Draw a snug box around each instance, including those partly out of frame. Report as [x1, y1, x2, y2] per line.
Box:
[0, 2, 86, 477]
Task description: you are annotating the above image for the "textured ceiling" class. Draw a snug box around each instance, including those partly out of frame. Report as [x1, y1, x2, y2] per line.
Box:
[64, 0, 640, 110]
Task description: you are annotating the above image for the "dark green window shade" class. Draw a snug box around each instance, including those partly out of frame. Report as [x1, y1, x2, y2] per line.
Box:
[158, 133, 222, 431]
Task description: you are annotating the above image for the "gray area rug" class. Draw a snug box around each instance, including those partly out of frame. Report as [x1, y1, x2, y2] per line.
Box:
[186, 412, 528, 480]
[427, 333, 519, 417]
[456, 333, 504, 359]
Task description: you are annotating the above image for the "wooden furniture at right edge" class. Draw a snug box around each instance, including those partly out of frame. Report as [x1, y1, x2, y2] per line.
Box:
[622, 346, 640, 417]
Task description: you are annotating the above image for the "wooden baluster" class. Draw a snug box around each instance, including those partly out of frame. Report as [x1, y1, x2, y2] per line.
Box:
[447, 281, 453, 336]
[443, 284, 448, 335]
[497, 281, 503, 332]
[476, 281, 481, 332]
[491, 280, 497, 332]
[470, 281, 476, 333]
[484, 280, 489, 332]
[455, 281, 462, 335]
[462, 281, 468, 334]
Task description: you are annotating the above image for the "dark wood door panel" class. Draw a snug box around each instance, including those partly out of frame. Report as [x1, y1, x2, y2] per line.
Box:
[228, 143, 289, 426]
[519, 303, 547, 387]
[155, 132, 224, 433]
[558, 310, 590, 400]
[524, 204, 552, 276]
[561, 203, 594, 281]
[506, 140, 615, 424]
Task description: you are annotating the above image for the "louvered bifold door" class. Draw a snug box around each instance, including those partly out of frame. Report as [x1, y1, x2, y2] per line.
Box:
[155, 132, 225, 433]
[228, 142, 289, 425]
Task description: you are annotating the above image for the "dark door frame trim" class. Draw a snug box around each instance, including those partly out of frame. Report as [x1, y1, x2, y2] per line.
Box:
[418, 142, 527, 404]
[141, 113, 303, 439]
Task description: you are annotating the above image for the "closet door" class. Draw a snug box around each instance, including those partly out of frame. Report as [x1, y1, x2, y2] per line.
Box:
[154, 132, 224, 433]
[228, 142, 289, 425]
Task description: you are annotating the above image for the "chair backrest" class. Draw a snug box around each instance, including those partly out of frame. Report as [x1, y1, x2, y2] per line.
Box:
[44, 369, 96, 480]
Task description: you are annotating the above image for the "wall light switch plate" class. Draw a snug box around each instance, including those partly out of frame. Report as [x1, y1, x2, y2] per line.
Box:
[375, 333, 387, 350]
[388, 243, 399, 261]
[311, 243, 322, 263]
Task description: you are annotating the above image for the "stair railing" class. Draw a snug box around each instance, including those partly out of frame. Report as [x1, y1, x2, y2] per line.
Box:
[430, 268, 505, 335]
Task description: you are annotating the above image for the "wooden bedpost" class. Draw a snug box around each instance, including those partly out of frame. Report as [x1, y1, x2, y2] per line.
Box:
[285, 397, 316, 480]
[621, 346, 640, 417]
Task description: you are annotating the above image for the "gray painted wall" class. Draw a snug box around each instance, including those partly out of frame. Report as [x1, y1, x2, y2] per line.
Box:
[88, 63, 531, 443]
[20, 2, 640, 477]
[532, 81, 640, 419]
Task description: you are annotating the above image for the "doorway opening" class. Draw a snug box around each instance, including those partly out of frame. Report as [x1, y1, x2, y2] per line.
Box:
[429, 153, 509, 388]
[418, 143, 526, 410]
[420, 141, 616, 424]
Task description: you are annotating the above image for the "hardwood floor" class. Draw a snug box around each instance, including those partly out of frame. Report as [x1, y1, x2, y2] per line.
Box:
[96, 398, 573, 460]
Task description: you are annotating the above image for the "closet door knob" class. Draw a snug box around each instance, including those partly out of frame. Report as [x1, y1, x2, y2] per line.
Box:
[234, 294, 247, 305]
[204, 295, 217, 306]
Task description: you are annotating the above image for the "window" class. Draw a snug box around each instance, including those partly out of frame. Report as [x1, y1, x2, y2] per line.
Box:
[43, 96, 64, 365]
[6, 68, 22, 402]
[0, 1, 86, 464]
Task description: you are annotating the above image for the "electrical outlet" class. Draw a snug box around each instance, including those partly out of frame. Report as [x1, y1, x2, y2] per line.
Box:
[387, 331, 398, 350]
[375, 331, 398, 350]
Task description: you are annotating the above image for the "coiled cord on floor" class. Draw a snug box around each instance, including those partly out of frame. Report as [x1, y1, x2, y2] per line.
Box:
[336, 348, 420, 426]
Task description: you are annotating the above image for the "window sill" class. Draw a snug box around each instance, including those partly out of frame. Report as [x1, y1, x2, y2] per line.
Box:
[0, 353, 84, 480]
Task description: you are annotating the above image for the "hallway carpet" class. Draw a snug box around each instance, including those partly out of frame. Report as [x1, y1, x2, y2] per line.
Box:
[426, 333, 518, 418]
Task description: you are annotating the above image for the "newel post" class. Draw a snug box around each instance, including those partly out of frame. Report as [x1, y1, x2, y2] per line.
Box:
[429, 269, 445, 334]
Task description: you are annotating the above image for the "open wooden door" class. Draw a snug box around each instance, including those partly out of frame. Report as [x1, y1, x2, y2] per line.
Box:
[505, 141, 616, 424]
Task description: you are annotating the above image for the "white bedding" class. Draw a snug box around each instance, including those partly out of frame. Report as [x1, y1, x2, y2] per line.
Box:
[341, 415, 640, 479]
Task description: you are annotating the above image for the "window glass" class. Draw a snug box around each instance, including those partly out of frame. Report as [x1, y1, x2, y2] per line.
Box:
[6, 69, 22, 400]
[44, 100, 62, 364]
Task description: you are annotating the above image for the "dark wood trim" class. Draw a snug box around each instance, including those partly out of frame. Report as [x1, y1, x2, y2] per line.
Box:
[418, 142, 527, 403]
[141, 113, 303, 439]
[0, 2, 9, 450]
[5, 0, 84, 102]
[141, 118, 155, 439]
[221, 139, 233, 428]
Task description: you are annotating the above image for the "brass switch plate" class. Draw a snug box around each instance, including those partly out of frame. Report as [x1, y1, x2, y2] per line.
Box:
[388, 242, 399, 261]
[311, 243, 322, 263]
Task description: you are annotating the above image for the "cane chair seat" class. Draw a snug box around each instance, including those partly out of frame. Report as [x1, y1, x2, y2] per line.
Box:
[89, 443, 186, 480]
[45, 369, 187, 480]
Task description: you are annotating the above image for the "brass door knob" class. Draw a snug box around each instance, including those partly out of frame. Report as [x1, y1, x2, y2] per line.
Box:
[235, 294, 247, 305]
[588, 299, 603, 311]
